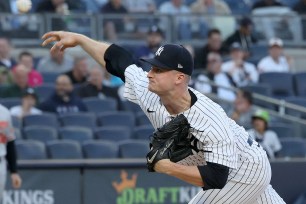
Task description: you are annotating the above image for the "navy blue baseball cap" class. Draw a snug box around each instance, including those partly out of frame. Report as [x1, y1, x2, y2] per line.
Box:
[140, 44, 194, 76]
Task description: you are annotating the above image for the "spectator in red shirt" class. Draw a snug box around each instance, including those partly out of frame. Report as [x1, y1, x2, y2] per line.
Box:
[14, 51, 43, 87]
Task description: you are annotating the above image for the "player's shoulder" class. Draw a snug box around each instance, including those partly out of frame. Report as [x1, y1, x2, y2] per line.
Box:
[125, 64, 148, 79]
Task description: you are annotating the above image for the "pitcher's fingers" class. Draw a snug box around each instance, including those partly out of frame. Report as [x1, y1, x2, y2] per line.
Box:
[41, 31, 60, 40]
[41, 36, 60, 47]
[50, 41, 63, 53]
[60, 45, 67, 52]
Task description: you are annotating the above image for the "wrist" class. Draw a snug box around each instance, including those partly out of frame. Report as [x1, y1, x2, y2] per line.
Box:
[163, 161, 177, 175]
[77, 34, 88, 46]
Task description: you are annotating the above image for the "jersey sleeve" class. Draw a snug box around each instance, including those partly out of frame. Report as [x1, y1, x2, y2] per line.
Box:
[123, 64, 149, 104]
[0, 106, 15, 142]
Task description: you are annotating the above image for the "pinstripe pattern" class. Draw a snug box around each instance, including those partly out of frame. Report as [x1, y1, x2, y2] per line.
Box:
[124, 65, 285, 203]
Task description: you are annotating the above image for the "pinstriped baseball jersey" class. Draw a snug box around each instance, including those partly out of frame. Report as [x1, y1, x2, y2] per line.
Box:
[0, 104, 15, 157]
[123, 64, 285, 203]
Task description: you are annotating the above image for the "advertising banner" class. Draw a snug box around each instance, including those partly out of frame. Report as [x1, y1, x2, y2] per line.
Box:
[84, 168, 201, 204]
[3, 169, 81, 204]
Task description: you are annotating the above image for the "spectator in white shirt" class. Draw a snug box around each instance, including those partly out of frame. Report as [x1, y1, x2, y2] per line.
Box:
[10, 88, 42, 119]
[194, 52, 236, 102]
[159, 0, 191, 39]
[257, 38, 290, 73]
[222, 42, 258, 87]
[248, 109, 282, 159]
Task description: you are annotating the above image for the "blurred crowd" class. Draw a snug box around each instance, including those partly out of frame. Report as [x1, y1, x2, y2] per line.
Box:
[1, 0, 301, 159]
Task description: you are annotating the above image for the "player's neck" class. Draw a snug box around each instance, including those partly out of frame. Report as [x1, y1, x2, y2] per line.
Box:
[160, 89, 191, 115]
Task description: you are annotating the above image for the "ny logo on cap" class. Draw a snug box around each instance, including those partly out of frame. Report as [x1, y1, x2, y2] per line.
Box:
[155, 46, 164, 56]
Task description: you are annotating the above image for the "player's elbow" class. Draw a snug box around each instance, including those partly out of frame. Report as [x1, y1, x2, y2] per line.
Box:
[211, 175, 228, 189]
[198, 162, 229, 190]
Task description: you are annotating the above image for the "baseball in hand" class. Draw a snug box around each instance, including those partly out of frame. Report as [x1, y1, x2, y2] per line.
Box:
[16, 0, 32, 13]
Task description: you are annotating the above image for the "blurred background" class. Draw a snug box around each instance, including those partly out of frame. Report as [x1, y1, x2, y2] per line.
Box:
[1, 0, 306, 203]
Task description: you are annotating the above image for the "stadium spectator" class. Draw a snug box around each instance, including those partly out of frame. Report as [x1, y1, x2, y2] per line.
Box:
[101, 0, 129, 40]
[248, 109, 282, 159]
[159, 0, 192, 40]
[194, 29, 226, 69]
[0, 65, 28, 98]
[293, 0, 306, 14]
[190, 0, 231, 14]
[257, 37, 290, 73]
[10, 88, 42, 118]
[64, 57, 88, 85]
[0, 37, 15, 69]
[0, 0, 26, 13]
[14, 51, 43, 87]
[39, 75, 87, 114]
[135, 26, 164, 70]
[194, 52, 236, 102]
[0, 67, 13, 85]
[228, 90, 256, 129]
[0, 0, 12, 13]
[252, 0, 284, 10]
[221, 42, 258, 87]
[36, 0, 80, 14]
[122, 0, 156, 13]
[36, 0, 81, 30]
[224, 17, 257, 57]
[77, 66, 120, 101]
[37, 50, 73, 73]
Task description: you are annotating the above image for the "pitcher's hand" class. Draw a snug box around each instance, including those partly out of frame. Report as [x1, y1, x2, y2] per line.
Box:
[41, 31, 82, 53]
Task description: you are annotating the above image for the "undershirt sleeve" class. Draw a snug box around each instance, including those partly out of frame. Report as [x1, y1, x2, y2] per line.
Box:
[104, 44, 135, 82]
[198, 162, 229, 190]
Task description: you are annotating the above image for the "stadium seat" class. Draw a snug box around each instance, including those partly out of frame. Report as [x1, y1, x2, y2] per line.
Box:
[133, 125, 154, 140]
[83, 97, 117, 113]
[121, 100, 142, 113]
[241, 84, 276, 110]
[23, 113, 58, 128]
[119, 140, 149, 158]
[248, 45, 269, 65]
[294, 72, 306, 96]
[14, 128, 22, 140]
[269, 124, 295, 138]
[284, 97, 306, 118]
[279, 138, 306, 158]
[34, 84, 54, 101]
[259, 72, 294, 98]
[97, 111, 135, 131]
[136, 112, 151, 126]
[94, 127, 131, 141]
[224, 0, 251, 14]
[41, 72, 59, 83]
[83, 141, 119, 159]
[12, 116, 21, 129]
[47, 140, 83, 159]
[241, 84, 272, 96]
[23, 126, 57, 143]
[15, 140, 47, 160]
[59, 113, 97, 129]
[59, 127, 93, 143]
[0, 98, 21, 109]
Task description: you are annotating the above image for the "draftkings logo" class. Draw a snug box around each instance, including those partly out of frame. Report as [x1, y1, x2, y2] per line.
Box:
[113, 170, 200, 204]
[2, 190, 54, 204]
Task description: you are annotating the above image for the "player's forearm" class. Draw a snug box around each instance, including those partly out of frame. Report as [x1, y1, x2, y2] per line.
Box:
[159, 161, 204, 187]
[77, 34, 111, 68]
